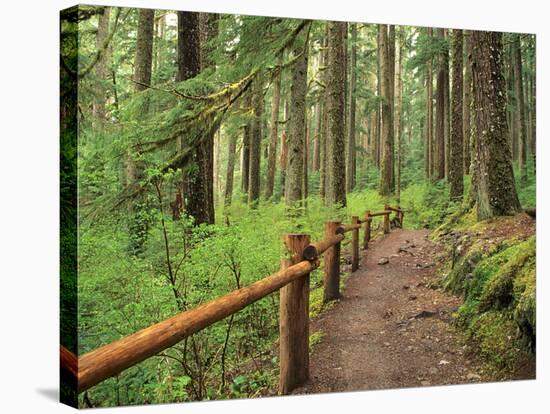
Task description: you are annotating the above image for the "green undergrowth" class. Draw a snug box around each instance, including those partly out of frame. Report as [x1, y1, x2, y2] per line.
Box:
[440, 223, 535, 374]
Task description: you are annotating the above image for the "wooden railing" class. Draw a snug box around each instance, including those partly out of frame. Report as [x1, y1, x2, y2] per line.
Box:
[62, 204, 404, 395]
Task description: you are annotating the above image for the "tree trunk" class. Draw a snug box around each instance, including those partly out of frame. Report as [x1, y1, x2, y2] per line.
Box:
[199, 12, 219, 222]
[92, 7, 111, 124]
[449, 29, 464, 200]
[319, 36, 329, 201]
[443, 30, 451, 180]
[177, 11, 211, 225]
[312, 103, 321, 172]
[375, 27, 382, 169]
[463, 30, 472, 174]
[378, 24, 394, 196]
[248, 79, 264, 208]
[127, 8, 154, 255]
[346, 23, 357, 192]
[512, 34, 528, 184]
[224, 130, 237, 207]
[471, 31, 521, 219]
[285, 31, 309, 208]
[265, 59, 282, 200]
[395, 27, 403, 202]
[426, 28, 434, 178]
[326, 22, 347, 207]
[388, 25, 396, 191]
[434, 28, 446, 180]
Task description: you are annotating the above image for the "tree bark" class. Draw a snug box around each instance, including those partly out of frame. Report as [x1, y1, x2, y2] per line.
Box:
[177, 11, 212, 225]
[395, 27, 403, 202]
[92, 7, 111, 124]
[378, 24, 394, 196]
[463, 30, 472, 174]
[471, 31, 521, 219]
[248, 78, 264, 208]
[512, 34, 528, 184]
[426, 28, 434, 179]
[434, 28, 446, 180]
[127, 8, 154, 255]
[224, 130, 237, 207]
[265, 60, 282, 200]
[346, 23, 357, 192]
[449, 29, 464, 200]
[285, 31, 309, 208]
[326, 22, 347, 206]
[443, 30, 451, 180]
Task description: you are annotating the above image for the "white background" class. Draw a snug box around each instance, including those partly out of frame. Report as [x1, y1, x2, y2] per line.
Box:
[0, 0, 547, 412]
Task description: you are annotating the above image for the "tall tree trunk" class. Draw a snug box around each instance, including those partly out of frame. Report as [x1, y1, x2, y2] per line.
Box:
[128, 8, 154, 255]
[463, 30, 472, 174]
[512, 34, 528, 184]
[224, 130, 237, 207]
[443, 30, 451, 180]
[326, 21, 347, 207]
[434, 28, 446, 180]
[395, 27, 403, 202]
[265, 59, 282, 199]
[177, 11, 211, 225]
[426, 28, 434, 179]
[388, 25, 396, 191]
[375, 27, 382, 169]
[248, 79, 264, 208]
[312, 103, 321, 172]
[471, 31, 521, 219]
[199, 12, 219, 222]
[449, 29, 464, 200]
[346, 23, 357, 192]
[285, 31, 309, 208]
[241, 95, 252, 193]
[378, 24, 394, 196]
[319, 37, 328, 201]
[92, 7, 111, 124]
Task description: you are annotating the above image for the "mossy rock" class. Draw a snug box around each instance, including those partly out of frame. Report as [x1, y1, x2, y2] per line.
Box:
[470, 311, 525, 372]
[478, 240, 534, 312]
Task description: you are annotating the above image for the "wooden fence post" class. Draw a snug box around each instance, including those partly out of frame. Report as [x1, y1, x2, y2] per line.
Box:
[363, 211, 371, 249]
[383, 204, 390, 234]
[397, 205, 404, 227]
[279, 234, 310, 395]
[323, 221, 341, 302]
[351, 216, 360, 271]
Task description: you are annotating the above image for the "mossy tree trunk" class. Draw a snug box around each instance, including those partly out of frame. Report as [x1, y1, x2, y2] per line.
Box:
[285, 31, 309, 208]
[463, 30, 472, 174]
[265, 58, 282, 200]
[378, 24, 394, 196]
[425, 28, 434, 179]
[326, 21, 347, 206]
[199, 12, 219, 222]
[92, 6, 110, 125]
[434, 28, 446, 181]
[127, 8, 154, 255]
[177, 11, 212, 225]
[512, 34, 528, 185]
[443, 30, 451, 180]
[346, 23, 357, 192]
[248, 78, 264, 208]
[471, 31, 521, 219]
[449, 29, 464, 200]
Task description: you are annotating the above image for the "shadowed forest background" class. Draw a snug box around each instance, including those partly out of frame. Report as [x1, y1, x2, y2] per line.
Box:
[60, 5, 536, 408]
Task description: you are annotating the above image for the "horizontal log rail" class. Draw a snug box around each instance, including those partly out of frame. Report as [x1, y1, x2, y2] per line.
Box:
[63, 204, 404, 396]
[369, 210, 392, 217]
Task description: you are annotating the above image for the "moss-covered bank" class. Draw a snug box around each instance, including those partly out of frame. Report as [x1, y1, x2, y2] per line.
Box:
[436, 213, 535, 376]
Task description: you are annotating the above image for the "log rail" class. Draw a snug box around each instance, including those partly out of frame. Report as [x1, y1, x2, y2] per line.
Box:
[62, 204, 405, 395]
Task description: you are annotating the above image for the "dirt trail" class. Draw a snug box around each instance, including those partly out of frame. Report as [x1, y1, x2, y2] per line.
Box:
[293, 228, 487, 395]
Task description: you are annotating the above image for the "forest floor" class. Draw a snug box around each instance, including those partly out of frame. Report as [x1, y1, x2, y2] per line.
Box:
[291, 228, 523, 395]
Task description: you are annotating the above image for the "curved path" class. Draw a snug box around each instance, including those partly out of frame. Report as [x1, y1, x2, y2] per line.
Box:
[293, 229, 487, 394]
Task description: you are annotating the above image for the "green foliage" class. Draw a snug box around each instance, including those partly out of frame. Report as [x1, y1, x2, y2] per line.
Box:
[449, 236, 536, 372]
